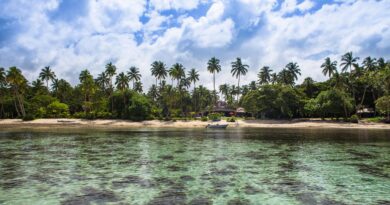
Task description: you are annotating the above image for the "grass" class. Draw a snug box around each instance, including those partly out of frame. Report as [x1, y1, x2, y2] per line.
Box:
[364, 117, 385, 123]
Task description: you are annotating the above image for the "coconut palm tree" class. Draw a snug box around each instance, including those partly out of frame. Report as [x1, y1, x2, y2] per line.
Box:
[6, 67, 27, 117]
[105, 62, 117, 111]
[285, 62, 301, 82]
[169, 63, 185, 87]
[340, 52, 359, 73]
[0, 67, 6, 117]
[31, 79, 46, 95]
[134, 81, 143, 93]
[188, 68, 199, 90]
[270, 73, 278, 84]
[116, 72, 130, 92]
[79, 69, 96, 111]
[258, 66, 272, 85]
[321, 57, 338, 78]
[377, 57, 386, 70]
[231, 58, 249, 101]
[128, 66, 141, 89]
[362, 56, 377, 71]
[151, 61, 167, 85]
[39, 66, 56, 90]
[207, 57, 222, 98]
[96, 72, 110, 91]
[219, 84, 229, 101]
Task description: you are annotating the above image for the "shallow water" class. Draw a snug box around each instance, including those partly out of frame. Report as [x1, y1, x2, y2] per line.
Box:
[0, 128, 389, 205]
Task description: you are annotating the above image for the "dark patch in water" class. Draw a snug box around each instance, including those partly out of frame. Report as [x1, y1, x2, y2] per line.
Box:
[166, 165, 188, 172]
[174, 150, 185, 154]
[188, 197, 212, 205]
[112, 175, 155, 189]
[159, 155, 175, 160]
[0, 178, 26, 189]
[209, 156, 229, 163]
[240, 151, 267, 160]
[243, 185, 262, 195]
[61, 187, 119, 205]
[227, 198, 250, 205]
[295, 192, 318, 204]
[210, 168, 237, 176]
[154, 177, 177, 186]
[348, 163, 389, 178]
[347, 149, 376, 159]
[375, 200, 390, 205]
[180, 175, 195, 182]
[147, 184, 187, 205]
[320, 198, 348, 205]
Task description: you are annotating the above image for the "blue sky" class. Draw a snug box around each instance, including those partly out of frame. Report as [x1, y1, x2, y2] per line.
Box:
[0, 0, 389, 88]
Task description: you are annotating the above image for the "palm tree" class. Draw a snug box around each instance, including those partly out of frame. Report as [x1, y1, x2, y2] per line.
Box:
[207, 57, 222, 98]
[134, 81, 143, 93]
[270, 73, 278, 84]
[105, 62, 117, 111]
[39, 66, 56, 90]
[188, 68, 199, 90]
[96, 72, 110, 91]
[219, 84, 229, 101]
[0, 68, 7, 117]
[277, 69, 294, 85]
[362, 56, 377, 71]
[321, 57, 337, 78]
[340, 52, 359, 73]
[169, 63, 185, 87]
[116, 72, 130, 92]
[151, 61, 167, 85]
[79, 69, 96, 112]
[231, 58, 249, 101]
[31, 79, 46, 95]
[128, 66, 141, 89]
[285, 62, 301, 82]
[258, 66, 272, 85]
[6, 67, 27, 117]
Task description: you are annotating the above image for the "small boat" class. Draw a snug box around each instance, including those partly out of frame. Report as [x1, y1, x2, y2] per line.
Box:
[206, 124, 228, 129]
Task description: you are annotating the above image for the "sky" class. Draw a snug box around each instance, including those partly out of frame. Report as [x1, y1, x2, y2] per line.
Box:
[0, 0, 389, 89]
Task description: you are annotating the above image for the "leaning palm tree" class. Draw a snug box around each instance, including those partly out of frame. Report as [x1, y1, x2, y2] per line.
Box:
[39, 66, 56, 90]
[231, 58, 249, 101]
[105, 62, 117, 111]
[321, 57, 338, 78]
[128, 66, 142, 89]
[207, 57, 222, 98]
[188, 68, 199, 90]
[340, 52, 359, 73]
[258, 66, 272, 85]
[362, 56, 377, 71]
[6, 67, 27, 117]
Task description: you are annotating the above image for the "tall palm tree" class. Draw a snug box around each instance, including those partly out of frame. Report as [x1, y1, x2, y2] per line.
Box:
[321, 57, 337, 78]
[169, 63, 185, 87]
[362, 56, 377, 71]
[231, 58, 249, 101]
[258, 66, 272, 85]
[188, 68, 199, 90]
[377, 57, 386, 70]
[270, 73, 278, 84]
[115, 72, 130, 108]
[105, 62, 117, 111]
[340, 52, 359, 73]
[96, 72, 110, 91]
[151, 61, 167, 85]
[31, 79, 46, 95]
[79, 69, 96, 111]
[6, 67, 27, 117]
[128, 66, 142, 89]
[115, 72, 130, 92]
[285, 62, 301, 82]
[207, 57, 222, 98]
[0, 68, 7, 117]
[39, 66, 56, 90]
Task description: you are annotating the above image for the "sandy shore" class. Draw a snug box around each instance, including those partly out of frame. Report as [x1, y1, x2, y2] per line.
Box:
[0, 118, 390, 130]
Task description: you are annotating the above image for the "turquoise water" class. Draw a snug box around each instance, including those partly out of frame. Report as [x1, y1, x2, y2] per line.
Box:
[0, 128, 389, 205]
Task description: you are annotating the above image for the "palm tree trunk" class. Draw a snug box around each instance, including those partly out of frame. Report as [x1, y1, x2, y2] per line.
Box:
[237, 75, 241, 101]
[213, 72, 216, 101]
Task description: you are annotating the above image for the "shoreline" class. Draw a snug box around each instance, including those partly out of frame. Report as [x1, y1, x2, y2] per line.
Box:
[1, 118, 390, 130]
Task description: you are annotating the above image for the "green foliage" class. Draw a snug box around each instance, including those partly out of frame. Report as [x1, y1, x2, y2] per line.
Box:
[376, 96, 390, 120]
[46, 101, 69, 118]
[349, 114, 359, 123]
[208, 113, 221, 121]
[227, 117, 236, 122]
[127, 93, 152, 121]
[201, 116, 208, 121]
[315, 88, 354, 119]
[22, 114, 35, 121]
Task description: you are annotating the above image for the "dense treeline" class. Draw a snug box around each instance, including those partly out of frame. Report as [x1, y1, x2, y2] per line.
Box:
[1, 52, 390, 121]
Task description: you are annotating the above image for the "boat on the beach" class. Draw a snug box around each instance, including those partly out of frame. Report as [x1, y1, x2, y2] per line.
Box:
[206, 124, 228, 129]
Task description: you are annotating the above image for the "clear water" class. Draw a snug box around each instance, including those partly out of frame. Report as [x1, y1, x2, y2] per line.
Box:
[0, 128, 389, 205]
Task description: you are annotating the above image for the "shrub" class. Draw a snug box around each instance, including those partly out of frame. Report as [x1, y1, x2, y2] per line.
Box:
[46, 101, 69, 118]
[208, 113, 221, 121]
[201, 116, 208, 121]
[227, 117, 236, 122]
[349, 114, 359, 123]
[22, 114, 35, 121]
[127, 94, 152, 121]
